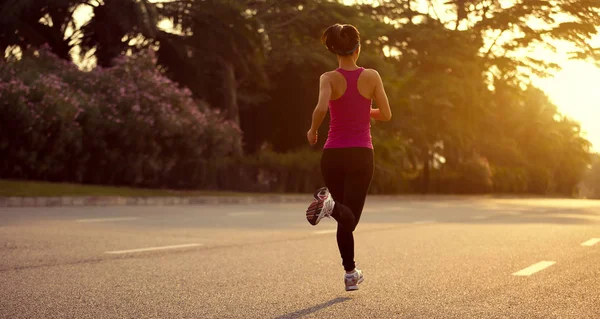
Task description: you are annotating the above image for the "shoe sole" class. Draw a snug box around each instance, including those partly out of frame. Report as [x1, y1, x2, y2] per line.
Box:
[306, 200, 327, 225]
[345, 275, 364, 291]
[306, 189, 332, 226]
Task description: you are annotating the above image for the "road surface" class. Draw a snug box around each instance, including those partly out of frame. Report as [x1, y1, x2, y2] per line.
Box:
[1, 197, 600, 318]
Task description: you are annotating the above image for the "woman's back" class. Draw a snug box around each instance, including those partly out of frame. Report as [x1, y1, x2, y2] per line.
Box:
[324, 67, 374, 149]
[328, 67, 377, 100]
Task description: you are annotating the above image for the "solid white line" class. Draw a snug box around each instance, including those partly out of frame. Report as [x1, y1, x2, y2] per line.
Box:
[314, 229, 337, 235]
[512, 261, 556, 276]
[412, 220, 436, 224]
[472, 215, 490, 220]
[105, 243, 203, 254]
[581, 238, 600, 247]
[77, 217, 139, 223]
[227, 212, 264, 217]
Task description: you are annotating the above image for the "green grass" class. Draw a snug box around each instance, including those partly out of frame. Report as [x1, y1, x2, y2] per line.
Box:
[0, 180, 267, 197]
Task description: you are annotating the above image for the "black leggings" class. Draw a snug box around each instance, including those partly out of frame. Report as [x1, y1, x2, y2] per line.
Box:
[321, 147, 374, 271]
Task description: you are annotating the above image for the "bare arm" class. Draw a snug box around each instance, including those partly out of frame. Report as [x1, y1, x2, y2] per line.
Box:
[307, 73, 332, 144]
[370, 70, 392, 121]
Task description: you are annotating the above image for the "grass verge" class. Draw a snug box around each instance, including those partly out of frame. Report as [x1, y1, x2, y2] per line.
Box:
[0, 180, 267, 197]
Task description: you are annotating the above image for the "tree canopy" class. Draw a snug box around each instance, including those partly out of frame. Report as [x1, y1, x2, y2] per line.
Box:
[1, 0, 598, 195]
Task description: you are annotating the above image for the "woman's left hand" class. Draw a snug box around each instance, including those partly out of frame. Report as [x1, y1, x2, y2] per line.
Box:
[307, 129, 318, 145]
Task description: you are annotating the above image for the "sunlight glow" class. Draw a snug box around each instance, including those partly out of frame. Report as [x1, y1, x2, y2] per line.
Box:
[343, 0, 600, 151]
[534, 60, 600, 152]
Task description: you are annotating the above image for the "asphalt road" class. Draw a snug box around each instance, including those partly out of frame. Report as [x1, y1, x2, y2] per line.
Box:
[1, 196, 600, 318]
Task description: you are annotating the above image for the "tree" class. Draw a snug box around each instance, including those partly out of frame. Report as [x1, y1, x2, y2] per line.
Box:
[0, 0, 159, 65]
[0, 0, 81, 60]
[353, 0, 597, 194]
[156, 0, 267, 131]
[79, 0, 158, 67]
[582, 154, 600, 199]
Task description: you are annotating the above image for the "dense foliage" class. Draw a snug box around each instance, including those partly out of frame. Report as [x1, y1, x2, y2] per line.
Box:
[1, 0, 599, 195]
[0, 47, 241, 188]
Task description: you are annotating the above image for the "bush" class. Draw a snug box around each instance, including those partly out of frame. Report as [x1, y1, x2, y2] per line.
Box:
[0, 46, 241, 188]
[370, 133, 418, 194]
[490, 166, 529, 193]
[209, 134, 422, 194]
[211, 148, 323, 193]
[430, 153, 493, 194]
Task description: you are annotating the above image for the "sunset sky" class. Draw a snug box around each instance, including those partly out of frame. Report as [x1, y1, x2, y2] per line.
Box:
[533, 60, 600, 151]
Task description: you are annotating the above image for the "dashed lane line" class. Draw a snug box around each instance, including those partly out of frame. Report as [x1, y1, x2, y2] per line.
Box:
[76, 217, 139, 223]
[581, 238, 600, 247]
[314, 229, 337, 235]
[512, 261, 556, 276]
[227, 212, 264, 217]
[105, 243, 203, 254]
[411, 220, 437, 225]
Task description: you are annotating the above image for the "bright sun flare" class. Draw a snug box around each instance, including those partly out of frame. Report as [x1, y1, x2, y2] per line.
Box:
[534, 60, 600, 152]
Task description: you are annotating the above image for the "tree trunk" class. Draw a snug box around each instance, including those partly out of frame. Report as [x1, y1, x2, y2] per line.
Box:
[220, 59, 243, 156]
[222, 60, 240, 125]
[422, 148, 430, 194]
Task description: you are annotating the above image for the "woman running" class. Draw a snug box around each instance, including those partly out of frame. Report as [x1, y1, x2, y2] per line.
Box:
[305, 23, 392, 291]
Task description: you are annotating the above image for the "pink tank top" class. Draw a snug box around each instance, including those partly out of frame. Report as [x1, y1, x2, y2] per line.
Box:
[324, 67, 373, 149]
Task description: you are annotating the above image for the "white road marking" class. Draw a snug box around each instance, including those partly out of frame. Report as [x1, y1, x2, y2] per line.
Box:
[105, 243, 203, 254]
[505, 211, 523, 216]
[412, 220, 436, 224]
[581, 238, 600, 247]
[380, 207, 404, 212]
[76, 217, 139, 223]
[553, 214, 600, 222]
[227, 211, 264, 217]
[512, 261, 556, 276]
[364, 207, 403, 213]
[472, 215, 490, 220]
[314, 229, 337, 235]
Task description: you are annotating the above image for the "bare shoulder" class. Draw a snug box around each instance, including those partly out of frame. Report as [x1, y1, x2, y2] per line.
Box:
[363, 68, 381, 79]
[321, 71, 338, 79]
[360, 69, 382, 88]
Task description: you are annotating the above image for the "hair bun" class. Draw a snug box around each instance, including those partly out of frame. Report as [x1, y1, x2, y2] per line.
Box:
[321, 24, 360, 56]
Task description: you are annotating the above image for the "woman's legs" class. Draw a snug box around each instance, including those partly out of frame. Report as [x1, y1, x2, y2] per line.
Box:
[336, 148, 373, 271]
[321, 149, 353, 229]
[321, 148, 374, 271]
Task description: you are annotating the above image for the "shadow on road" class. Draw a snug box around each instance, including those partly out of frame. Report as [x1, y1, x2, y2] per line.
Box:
[274, 297, 351, 319]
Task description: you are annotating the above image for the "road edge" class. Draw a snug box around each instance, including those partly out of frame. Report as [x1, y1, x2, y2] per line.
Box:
[0, 195, 311, 207]
[0, 194, 581, 208]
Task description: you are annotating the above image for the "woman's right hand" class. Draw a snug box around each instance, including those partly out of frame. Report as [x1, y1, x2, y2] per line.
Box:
[370, 69, 392, 121]
[307, 129, 318, 145]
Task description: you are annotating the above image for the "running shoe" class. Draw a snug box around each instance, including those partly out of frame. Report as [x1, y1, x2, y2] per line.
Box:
[344, 268, 364, 291]
[306, 187, 335, 226]
[313, 186, 329, 201]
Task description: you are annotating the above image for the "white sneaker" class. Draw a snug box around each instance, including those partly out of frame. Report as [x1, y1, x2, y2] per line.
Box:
[306, 187, 335, 226]
[344, 268, 364, 291]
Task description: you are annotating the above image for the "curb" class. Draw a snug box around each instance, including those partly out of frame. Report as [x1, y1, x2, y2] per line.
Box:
[0, 195, 311, 208]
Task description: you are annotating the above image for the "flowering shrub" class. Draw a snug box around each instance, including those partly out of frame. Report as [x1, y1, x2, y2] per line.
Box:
[0, 47, 242, 188]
